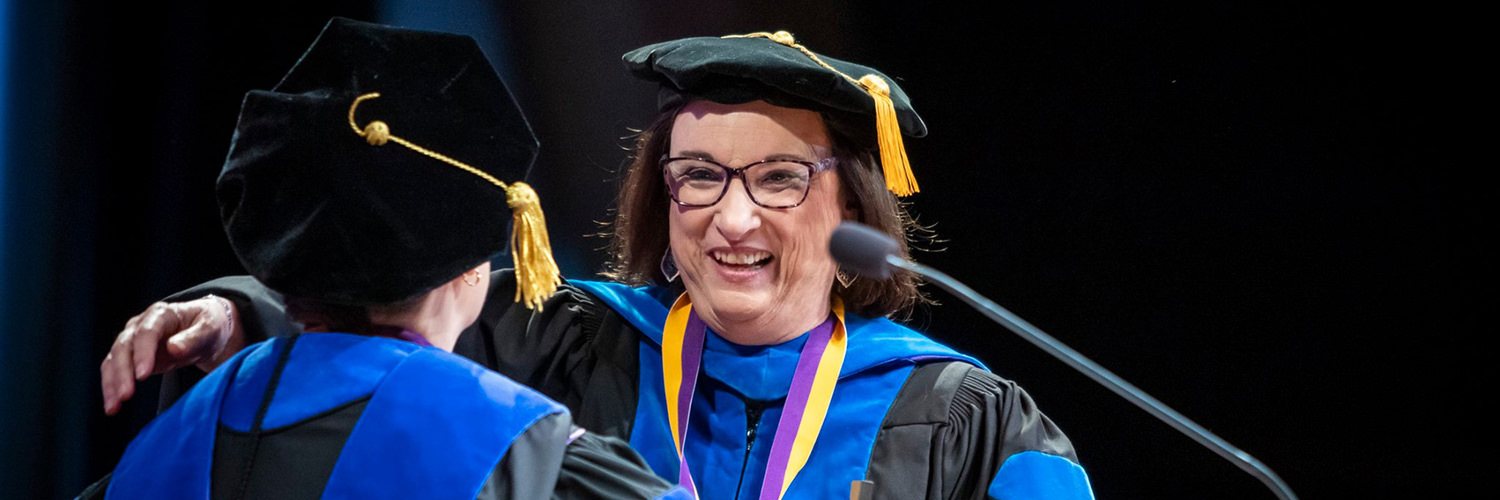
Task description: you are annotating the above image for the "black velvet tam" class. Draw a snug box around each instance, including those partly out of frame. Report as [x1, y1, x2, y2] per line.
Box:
[622, 33, 927, 139]
[216, 17, 538, 306]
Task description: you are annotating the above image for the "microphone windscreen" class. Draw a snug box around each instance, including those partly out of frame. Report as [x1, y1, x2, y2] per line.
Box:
[830, 222, 899, 279]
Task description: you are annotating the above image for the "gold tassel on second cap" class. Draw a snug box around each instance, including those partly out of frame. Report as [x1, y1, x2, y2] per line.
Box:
[348, 92, 561, 310]
[505, 182, 562, 311]
[858, 74, 919, 197]
[724, 32, 921, 196]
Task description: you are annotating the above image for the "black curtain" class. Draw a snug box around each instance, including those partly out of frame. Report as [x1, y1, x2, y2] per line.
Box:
[1, 1, 1473, 499]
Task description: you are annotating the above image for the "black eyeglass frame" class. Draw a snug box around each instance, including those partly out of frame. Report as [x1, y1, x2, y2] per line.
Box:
[660, 155, 838, 209]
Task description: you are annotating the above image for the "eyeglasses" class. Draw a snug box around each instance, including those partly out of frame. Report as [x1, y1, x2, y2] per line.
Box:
[661, 155, 837, 208]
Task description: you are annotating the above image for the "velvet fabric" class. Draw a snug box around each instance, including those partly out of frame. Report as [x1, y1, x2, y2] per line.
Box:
[105, 333, 569, 500]
[216, 17, 538, 305]
[622, 34, 927, 141]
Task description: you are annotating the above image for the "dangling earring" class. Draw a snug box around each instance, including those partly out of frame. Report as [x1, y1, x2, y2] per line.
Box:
[836, 268, 855, 289]
[660, 250, 680, 283]
[463, 269, 482, 287]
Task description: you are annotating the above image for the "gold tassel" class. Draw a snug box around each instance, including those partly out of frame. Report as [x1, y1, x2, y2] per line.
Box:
[722, 34, 922, 197]
[858, 74, 919, 196]
[349, 92, 560, 310]
[505, 182, 562, 311]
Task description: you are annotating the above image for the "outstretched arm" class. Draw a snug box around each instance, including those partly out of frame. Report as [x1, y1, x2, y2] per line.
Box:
[99, 276, 291, 414]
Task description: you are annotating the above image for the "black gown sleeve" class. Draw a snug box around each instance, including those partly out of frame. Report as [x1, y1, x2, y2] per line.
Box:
[552, 429, 680, 499]
[867, 362, 1084, 500]
[477, 412, 677, 500]
[475, 412, 569, 500]
[453, 269, 641, 439]
[156, 275, 294, 412]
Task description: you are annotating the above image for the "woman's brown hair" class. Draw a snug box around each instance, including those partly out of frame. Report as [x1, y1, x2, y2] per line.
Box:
[285, 294, 425, 334]
[602, 101, 930, 318]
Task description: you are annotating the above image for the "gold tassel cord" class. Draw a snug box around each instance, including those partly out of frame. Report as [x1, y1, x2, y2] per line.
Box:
[859, 75, 919, 196]
[347, 92, 561, 310]
[506, 182, 562, 311]
[349, 93, 509, 188]
[724, 32, 920, 196]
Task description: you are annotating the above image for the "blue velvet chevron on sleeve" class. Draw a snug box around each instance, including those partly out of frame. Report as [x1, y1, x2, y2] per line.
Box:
[987, 451, 1094, 500]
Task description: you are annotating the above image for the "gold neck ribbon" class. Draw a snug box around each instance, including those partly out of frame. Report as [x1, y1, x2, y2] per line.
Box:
[662, 293, 848, 500]
[724, 31, 920, 196]
[346, 92, 561, 310]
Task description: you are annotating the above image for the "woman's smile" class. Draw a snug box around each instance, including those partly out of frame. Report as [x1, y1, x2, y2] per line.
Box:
[708, 247, 775, 282]
[667, 99, 848, 344]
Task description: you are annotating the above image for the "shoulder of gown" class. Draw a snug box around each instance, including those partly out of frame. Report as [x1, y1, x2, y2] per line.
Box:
[457, 270, 644, 438]
[153, 270, 646, 439]
[868, 361, 1094, 500]
[477, 413, 684, 500]
[156, 275, 292, 412]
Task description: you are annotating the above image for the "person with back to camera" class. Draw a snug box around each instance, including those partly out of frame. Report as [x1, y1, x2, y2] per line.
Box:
[81, 17, 688, 500]
[100, 29, 1096, 500]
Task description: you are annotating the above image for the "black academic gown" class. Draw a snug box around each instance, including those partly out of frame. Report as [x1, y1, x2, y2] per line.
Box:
[152, 271, 1093, 500]
[84, 332, 681, 500]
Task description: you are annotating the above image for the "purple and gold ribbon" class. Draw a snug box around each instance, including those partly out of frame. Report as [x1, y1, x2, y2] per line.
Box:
[662, 293, 848, 500]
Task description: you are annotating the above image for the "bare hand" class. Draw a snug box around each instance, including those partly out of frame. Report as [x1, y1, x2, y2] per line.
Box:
[100, 295, 244, 415]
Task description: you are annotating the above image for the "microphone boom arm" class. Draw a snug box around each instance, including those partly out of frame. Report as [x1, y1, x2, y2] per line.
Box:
[888, 255, 1299, 500]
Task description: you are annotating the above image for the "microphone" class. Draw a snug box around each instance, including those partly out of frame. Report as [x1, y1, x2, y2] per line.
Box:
[829, 221, 1299, 500]
[828, 221, 900, 279]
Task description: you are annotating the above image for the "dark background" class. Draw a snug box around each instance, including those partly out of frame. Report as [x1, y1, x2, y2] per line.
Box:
[1, 1, 1478, 499]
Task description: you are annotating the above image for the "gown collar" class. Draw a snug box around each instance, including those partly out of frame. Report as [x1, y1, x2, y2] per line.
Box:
[701, 323, 810, 401]
[303, 324, 435, 348]
[568, 279, 987, 386]
[363, 324, 435, 348]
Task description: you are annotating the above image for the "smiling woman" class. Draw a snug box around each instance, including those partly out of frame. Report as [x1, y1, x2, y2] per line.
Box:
[610, 98, 924, 322]
[663, 100, 849, 345]
[98, 29, 1095, 500]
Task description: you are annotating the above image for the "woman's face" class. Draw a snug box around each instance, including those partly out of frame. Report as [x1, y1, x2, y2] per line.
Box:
[666, 100, 852, 344]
